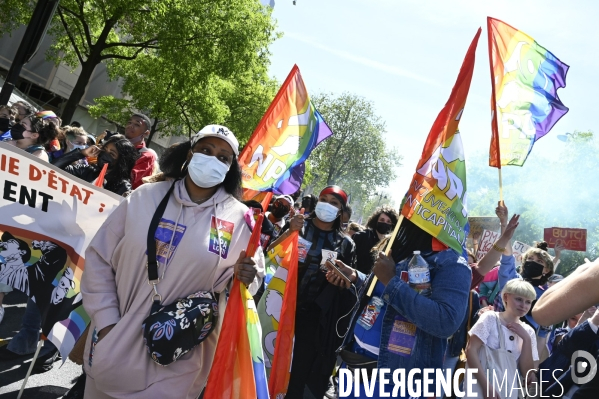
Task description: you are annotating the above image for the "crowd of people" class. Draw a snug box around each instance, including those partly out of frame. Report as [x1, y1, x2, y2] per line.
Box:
[1, 101, 598, 399]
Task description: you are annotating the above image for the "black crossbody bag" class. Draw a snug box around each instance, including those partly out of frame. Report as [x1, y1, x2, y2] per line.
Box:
[141, 182, 219, 366]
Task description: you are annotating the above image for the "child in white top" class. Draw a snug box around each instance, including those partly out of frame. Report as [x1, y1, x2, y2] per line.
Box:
[466, 279, 539, 399]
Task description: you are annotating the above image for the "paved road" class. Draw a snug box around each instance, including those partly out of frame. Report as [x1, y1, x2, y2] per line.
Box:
[0, 291, 81, 399]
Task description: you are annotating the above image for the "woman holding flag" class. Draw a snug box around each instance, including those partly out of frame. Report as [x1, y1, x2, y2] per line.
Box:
[267, 185, 357, 399]
[80, 125, 261, 399]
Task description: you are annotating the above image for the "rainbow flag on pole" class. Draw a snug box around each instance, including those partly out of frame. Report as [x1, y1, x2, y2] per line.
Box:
[239, 65, 332, 198]
[204, 215, 267, 399]
[400, 28, 481, 253]
[488, 17, 569, 167]
[257, 231, 299, 397]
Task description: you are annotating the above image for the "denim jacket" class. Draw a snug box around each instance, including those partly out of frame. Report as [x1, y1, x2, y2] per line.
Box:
[345, 248, 472, 373]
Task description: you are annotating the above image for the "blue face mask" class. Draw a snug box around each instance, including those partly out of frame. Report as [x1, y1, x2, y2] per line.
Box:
[315, 201, 340, 223]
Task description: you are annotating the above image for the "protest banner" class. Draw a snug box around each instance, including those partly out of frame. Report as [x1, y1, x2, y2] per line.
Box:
[512, 241, 532, 266]
[543, 227, 587, 251]
[0, 142, 122, 361]
[467, 216, 500, 252]
[476, 229, 501, 260]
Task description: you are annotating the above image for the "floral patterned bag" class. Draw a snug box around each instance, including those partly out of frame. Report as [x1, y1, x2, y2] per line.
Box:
[141, 182, 219, 366]
[142, 291, 218, 366]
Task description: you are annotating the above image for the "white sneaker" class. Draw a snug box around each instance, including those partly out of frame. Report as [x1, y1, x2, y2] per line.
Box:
[0, 306, 4, 324]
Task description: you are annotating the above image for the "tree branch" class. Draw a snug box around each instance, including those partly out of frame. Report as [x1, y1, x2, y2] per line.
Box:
[100, 46, 146, 61]
[77, 0, 93, 49]
[103, 38, 160, 49]
[57, 9, 84, 64]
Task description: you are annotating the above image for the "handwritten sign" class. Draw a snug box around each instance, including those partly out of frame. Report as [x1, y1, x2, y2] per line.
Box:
[467, 217, 500, 252]
[475, 229, 501, 260]
[512, 241, 532, 266]
[543, 227, 587, 252]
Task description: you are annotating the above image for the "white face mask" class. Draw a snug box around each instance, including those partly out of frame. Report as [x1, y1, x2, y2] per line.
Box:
[315, 201, 340, 223]
[187, 153, 230, 188]
[70, 142, 87, 150]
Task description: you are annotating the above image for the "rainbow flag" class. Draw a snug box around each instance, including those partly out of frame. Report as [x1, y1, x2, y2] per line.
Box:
[47, 304, 90, 360]
[239, 65, 332, 196]
[257, 231, 299, 397]
[488, 17, 569, 167]
[204, 279, 257, 399]
[243, 282, 269, 399]
[204, 215, 267, 399]
[400, 28, 481, 253]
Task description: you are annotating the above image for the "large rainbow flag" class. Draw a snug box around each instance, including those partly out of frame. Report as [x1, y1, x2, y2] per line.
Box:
[257, 231, 299, 397]
[400, 28, 481, 253]
[488, 17, 569, 167]
[239, 65, 332, 198]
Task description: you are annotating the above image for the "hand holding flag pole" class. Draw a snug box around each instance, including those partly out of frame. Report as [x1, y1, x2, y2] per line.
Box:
[367, 214, 404, 296]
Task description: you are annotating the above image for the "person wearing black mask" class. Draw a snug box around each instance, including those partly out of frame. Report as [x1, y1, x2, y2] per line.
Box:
[301, 194, 317, 214]
[265, 195, 293, 239]
[351, 205, 399, 274]
[52, 134, 139, 196]
[0, 105, 16, 137]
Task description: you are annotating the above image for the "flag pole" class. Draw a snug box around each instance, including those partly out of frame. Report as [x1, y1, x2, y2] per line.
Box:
[498, 167, 504, 202]
[367, 214, 404, 296]
[17, 339, 44, 399]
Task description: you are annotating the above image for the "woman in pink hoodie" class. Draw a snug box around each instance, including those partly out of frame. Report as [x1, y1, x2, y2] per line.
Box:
[81, 125, 261, 398]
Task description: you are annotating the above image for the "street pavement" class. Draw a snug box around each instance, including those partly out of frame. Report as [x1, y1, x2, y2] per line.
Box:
[0, 291, 80, 399]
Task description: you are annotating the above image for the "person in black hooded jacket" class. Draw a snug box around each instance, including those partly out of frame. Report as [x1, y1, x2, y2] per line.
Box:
[351, 205, 399, 274]
[52, 134, 139, 196]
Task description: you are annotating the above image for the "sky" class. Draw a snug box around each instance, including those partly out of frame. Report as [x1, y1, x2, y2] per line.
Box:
[264, 0, 598, 205]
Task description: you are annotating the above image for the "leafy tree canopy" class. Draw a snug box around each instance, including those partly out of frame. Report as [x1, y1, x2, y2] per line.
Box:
[1, 0, 279, 131]
[303, 92, 402, 218]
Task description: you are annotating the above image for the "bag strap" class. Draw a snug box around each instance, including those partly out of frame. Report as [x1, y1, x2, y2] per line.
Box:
[494, 312, 507, 350]
[147, 181, 177, 282]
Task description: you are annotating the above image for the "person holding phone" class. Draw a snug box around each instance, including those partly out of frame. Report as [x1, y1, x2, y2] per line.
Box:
[267, 185, 357, 399]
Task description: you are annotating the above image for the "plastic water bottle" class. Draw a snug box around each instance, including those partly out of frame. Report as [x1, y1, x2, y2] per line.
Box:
[408, 251, 431, 297]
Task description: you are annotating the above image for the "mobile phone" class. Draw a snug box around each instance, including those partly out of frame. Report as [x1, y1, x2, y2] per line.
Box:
[326, 260, 352, 285]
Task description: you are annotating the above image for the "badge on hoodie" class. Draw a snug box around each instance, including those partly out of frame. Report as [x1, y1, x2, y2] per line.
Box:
[209, 216, 235, 259]
[153, 218, 187, 264]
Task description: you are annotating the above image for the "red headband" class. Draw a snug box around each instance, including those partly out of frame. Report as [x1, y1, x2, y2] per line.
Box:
[319, 186, 348, 205]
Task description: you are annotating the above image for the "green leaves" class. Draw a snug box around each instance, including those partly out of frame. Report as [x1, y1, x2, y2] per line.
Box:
[86, 0, 278, 142]
[2, 0, 278, 130]
[306, 92, 402, 218]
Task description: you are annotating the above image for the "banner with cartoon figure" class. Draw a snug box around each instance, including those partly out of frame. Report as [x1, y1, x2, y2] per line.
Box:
[0, 143, 122, 360]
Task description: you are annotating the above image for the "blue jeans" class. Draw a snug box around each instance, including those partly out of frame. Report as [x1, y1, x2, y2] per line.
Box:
[7, 298, 56, 356]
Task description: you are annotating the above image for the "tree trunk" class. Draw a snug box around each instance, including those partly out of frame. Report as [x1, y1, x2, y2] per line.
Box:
[147, 118, 160, 145]
[60, 57, 101, 125]
[61, 19, 117, 124]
